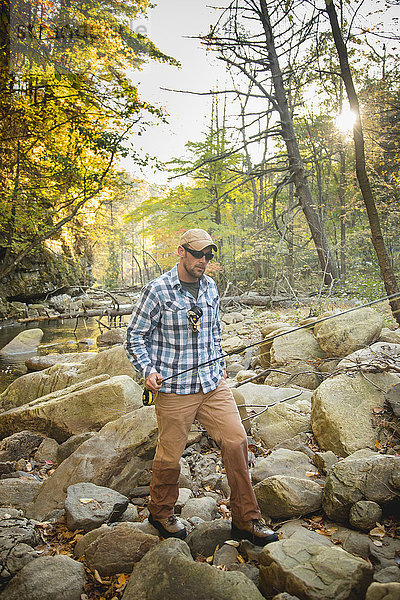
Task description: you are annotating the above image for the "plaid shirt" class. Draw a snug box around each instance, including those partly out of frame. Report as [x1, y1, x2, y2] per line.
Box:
[125, 264, 225, 394]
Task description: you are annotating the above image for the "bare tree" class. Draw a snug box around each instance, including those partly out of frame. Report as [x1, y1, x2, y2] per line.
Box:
[325, 0, 400, 324]
[206, 0, 339, 284]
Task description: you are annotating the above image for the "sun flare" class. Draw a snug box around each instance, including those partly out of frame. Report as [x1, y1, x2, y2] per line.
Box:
[335, 109, 357, 133]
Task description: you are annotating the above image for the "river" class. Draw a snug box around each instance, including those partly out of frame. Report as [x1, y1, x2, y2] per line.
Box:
[0, 317, 129, 393]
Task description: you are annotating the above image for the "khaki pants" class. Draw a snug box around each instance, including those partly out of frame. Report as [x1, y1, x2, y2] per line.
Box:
[149, 378, 261, 522]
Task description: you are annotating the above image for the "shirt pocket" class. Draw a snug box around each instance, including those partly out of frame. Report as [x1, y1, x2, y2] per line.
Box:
[162, 299, 187, 332]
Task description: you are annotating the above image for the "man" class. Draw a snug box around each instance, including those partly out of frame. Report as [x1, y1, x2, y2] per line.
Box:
[125, 228, 278, 546]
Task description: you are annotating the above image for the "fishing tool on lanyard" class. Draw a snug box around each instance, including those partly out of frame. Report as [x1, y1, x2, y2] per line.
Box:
[141, 291, 400, 407]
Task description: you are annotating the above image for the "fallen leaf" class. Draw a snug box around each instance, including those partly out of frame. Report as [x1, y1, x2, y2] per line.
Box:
[369, 523, 386, 538]
[305, 471, 319, 477]
[116, 573, 127, 588]
[224, 540, 240, 547]
[373, 540, 383, 547]
[80, 498, 95, 504]
[94, 569, 103, 583]
[375, 440, 383, 450]
[237, 554, 245, 563]
[206, 555, 213, 563]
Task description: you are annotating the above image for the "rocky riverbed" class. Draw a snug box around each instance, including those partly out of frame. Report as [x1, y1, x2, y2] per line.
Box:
[0, 305, 399, 599]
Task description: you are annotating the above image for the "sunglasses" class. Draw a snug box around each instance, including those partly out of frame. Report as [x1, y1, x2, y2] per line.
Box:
[183, 246, 214, 261]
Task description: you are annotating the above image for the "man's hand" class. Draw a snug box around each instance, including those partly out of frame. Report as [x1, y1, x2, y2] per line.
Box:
[223, 369, 227, 379]
[145, 372, 163, 392]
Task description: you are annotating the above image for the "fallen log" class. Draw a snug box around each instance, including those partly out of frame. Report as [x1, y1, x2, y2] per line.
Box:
[16, 305, 135, 323]
[220, 295, 272, 306]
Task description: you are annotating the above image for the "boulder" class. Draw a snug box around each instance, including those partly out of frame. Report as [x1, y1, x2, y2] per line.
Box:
[96, 329, 125, 347]
[0, 345, 138, 411]
[314, 308, 383, 357]
[264, 361, 323, 390]
[185, 519, 233, 558]
[349, 501, 383, 532]
[0, 375, 142, 442]
[26, 406, 158, 521]
[378, 328, 400, 344]
[84, 522, 159, 576]
[0, 431, 44, 462]
[25, 352, 96, 371]
[0, 479, 42, 511]
[311, 372, 399, 456]
[0, 516, 40, 581]
[33, 437, 59, 464]
[236, 382, 312, 408]
[366, 582, 400, 600]
[259, 539, 373, 600]
[252, 449, 316, 484]
[323, 451, 400, 522]
[337, 342, 400, 372]
[0, 329, 43, 355]
[181, 497, 218, 522]
[222, 312, 245, 324]
[251, 395, 312, 448]
[386, 383, 400, 418]
[221, 336, 247, 354]
[0, 555, 85, 600]
[65, 482, 129, 531]
[122, 537, 265, 600]
[56, 432, 96, 464]
[254, 475, 323, 519]
[270, 328, 325, 365]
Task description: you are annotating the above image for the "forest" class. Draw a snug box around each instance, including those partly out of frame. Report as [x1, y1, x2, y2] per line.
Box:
[1, 0, 399, 317]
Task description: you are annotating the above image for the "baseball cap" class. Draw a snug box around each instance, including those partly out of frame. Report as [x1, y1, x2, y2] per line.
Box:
[179, 229, 217, 251]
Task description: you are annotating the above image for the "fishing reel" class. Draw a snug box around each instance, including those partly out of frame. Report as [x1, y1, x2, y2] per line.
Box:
[187, 306, 203, 333]
[142, 388, 154, 406]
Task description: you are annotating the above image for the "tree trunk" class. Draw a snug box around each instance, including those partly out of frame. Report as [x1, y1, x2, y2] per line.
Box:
[259, 0, 339, 285]
[326, 0, 400, 325]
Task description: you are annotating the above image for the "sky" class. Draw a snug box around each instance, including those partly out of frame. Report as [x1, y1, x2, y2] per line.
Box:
[122, 0, 229, 184]
[122, 0, 400, 185]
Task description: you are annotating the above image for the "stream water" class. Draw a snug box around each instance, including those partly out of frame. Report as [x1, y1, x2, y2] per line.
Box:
[0, 317, 129, 394]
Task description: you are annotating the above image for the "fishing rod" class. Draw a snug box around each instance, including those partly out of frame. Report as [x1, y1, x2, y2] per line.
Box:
[142, 290, 400, 405]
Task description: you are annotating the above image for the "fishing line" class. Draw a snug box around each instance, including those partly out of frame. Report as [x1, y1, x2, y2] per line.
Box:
[161, 290, 400, 384]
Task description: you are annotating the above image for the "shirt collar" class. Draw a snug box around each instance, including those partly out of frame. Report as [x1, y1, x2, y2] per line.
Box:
[169, 263, 208, 293]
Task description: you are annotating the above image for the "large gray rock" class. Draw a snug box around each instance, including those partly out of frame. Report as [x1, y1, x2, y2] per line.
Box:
[311, 372, 399, 456]
[366, 582, 400, 599]
[236, 383, 312, 408]
[181, 497, 218, 522]
[337, 342, 400, 373]
[0, 555, 85, 600]
[26, 406, 158, 521]
[251, 394, 312, 448]
[0, 345, 137, 411]
[65, 482, 129, 531]
[122, 537, 265, 600]
[0, 329, 43, 355]
[270, 328, 325, 365]
[252, 449, 315, 484]
[185, 519, 233, 558]
[254, 475, 323, 519]
[0, 479, 42, 511]
[314, 307, 383, 357]
[84, 522, 159, 576]
[0, 431, 44, 462]
[323, 451, 400, 522]
[0, 516, 40, 581]
[0, 375, 142, 442]
[25, 352, 96, 371]
[264, 361, 323, 391]
[259, 539, 373, 600]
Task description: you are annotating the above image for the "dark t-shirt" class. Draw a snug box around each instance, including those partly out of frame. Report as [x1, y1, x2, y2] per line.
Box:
[180, 279, 200, 299]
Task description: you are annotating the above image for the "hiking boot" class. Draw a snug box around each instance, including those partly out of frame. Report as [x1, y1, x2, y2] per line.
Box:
[148, 513, 187, 539]
[231, 518, 278, 546]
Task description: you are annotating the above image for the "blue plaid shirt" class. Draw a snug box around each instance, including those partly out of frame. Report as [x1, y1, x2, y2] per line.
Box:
[125, 264, 225, 394]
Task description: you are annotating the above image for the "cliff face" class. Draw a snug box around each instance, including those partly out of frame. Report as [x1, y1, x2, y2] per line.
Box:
[0, 249, 94, 304]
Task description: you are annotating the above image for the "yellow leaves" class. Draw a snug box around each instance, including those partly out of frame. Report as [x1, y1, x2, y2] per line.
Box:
[94, 569, 104, 584]
[80, 497, 95, 504]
